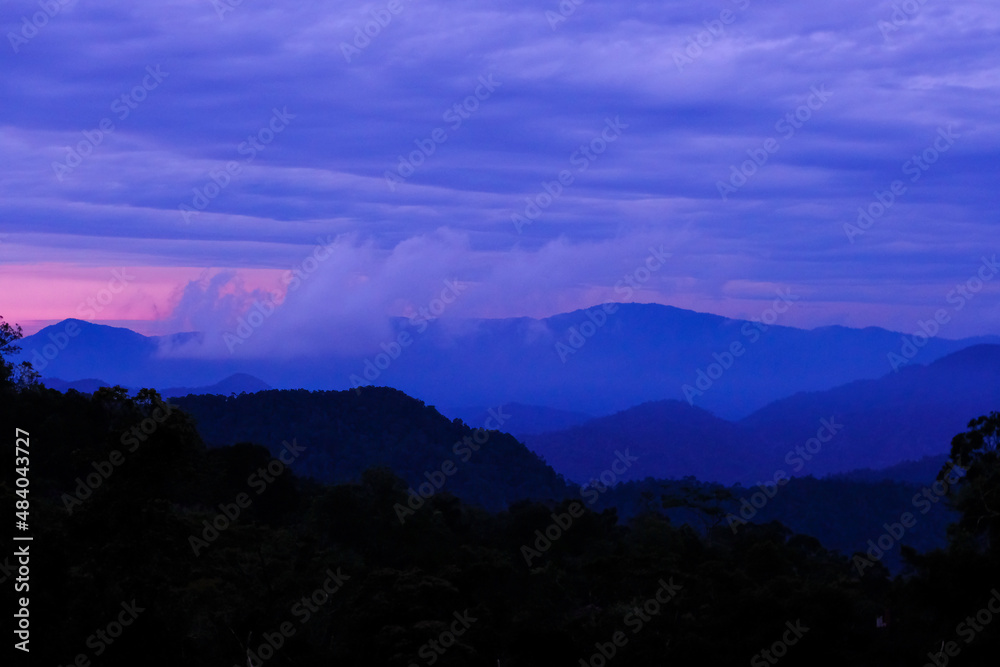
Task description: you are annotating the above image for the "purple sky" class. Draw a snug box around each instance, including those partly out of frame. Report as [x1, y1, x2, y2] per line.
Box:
[1, 0, 998, 346]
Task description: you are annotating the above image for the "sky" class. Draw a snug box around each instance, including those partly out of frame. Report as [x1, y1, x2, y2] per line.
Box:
[1, 0, 998, 342]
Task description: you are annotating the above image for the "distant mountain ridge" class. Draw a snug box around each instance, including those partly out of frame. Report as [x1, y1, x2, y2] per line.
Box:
[39, 372, 271, 398]
[162, 373, 272, 398]
[738, 343, 1000, 475]
[445, 403, 593, 437]
[522, 400, 772, 485]
[15, 304, 1000, 420]
[524, 344, 1000, 484]
[826, 454, 953, 485]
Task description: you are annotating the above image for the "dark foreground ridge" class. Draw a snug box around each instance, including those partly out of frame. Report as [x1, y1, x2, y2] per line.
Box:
[3, 372, 1000, 665]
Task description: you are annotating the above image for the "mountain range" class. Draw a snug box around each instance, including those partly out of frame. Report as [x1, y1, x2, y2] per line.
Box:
[16, 304, 1000, 421]
[522, 345, 1000, 484]
[16, 306, 1000, 484]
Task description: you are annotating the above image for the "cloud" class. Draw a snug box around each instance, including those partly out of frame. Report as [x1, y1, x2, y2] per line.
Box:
[1, 0, 998, 338]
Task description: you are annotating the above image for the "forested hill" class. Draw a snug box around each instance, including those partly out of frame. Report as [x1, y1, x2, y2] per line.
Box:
[174, 387, 572, 510]
[175, 388, 959, 569]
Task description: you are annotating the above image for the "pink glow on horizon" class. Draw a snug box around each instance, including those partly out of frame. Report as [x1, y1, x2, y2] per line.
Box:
[0, 265, 988, 340]
[0, 264, 286, 335]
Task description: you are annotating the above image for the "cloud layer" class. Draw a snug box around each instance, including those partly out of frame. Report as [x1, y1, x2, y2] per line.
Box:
[1, 0, 998, 341]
